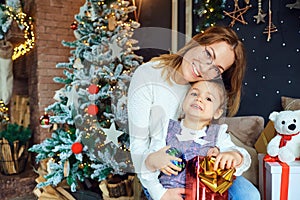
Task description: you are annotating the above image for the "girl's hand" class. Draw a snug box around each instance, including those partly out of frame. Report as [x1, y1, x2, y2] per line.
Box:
[145, 146, 182, 176]
[207, 146, 220, 157]
[213, 151, 243, 171]
[161, 188, 185, 200]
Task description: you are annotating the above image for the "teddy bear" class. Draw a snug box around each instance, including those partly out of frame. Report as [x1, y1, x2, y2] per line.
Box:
[267, 110, 300, 163]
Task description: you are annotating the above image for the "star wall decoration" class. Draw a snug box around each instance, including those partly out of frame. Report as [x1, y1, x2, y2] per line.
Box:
[254, 11, 266, 24]
[108, 39, 123, 61]
[102, 121, 123, 146]
[286, 0, 300, 9]
[253, 0, 266, 24]
[223, 0, 252, 27]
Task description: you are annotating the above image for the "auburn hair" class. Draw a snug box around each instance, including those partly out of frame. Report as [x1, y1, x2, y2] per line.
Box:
[151, 26, 246, 116]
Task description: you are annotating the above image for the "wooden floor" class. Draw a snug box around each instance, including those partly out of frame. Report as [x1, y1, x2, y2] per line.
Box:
[9, 194, 37, 200]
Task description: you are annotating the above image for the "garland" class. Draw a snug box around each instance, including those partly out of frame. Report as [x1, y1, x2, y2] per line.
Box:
[0, 4, 35, 60]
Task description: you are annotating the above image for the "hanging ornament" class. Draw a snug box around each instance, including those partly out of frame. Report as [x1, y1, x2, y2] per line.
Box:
[65, 86, 80, 108]
[88, 84, 99, 94]
[223, 0, 252, 27]
[286, 0, 300, 9]
[87, 104, 99, 115]
[71, 142, 83, 154]
[108, 39, 122, 61]
[263, 0, 277, 42]
[39, 113, 52, 128]
[108, 14, 116, 31]
[253, 0, 266, 24]
[73, 57, 84, 69]
[70, 21, 78, 30]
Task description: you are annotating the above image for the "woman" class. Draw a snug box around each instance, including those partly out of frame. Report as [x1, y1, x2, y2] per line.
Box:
[128, 26, 260, 200]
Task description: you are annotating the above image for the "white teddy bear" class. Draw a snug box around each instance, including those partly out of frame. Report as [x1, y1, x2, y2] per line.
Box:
[267, 110, 300, 163]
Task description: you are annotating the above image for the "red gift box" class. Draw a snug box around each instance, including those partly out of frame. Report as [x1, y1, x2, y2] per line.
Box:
[186, 156, 235, 200]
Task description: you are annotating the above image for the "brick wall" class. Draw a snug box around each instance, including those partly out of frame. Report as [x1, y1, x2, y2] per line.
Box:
[1, 1, 86, 199]
[31, 0, 85, 143]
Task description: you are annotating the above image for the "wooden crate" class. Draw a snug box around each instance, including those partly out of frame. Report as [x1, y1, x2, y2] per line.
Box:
[10, 95, 30, 127]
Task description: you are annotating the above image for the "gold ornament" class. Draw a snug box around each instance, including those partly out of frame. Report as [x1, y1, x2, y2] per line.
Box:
[108, 14, 116, 31]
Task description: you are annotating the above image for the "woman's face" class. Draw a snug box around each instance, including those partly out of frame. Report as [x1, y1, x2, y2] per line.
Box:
[179, 41, 235, 83]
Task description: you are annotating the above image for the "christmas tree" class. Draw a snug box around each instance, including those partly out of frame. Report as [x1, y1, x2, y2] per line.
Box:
[193, 0, 226, 33]
[29, 0, 143, 192]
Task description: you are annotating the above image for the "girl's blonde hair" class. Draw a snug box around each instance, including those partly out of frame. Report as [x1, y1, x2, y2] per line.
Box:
[151, 26, 246, 116]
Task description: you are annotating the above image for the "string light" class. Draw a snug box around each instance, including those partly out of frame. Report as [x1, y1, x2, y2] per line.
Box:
[0, 100, 10, 123]
[4, 5, 35, 60]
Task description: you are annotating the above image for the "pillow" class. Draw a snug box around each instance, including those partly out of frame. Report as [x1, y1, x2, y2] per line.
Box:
[229, 133, 258, 186]
[218, 116, 265, 147]
[281, 96, 300, 111]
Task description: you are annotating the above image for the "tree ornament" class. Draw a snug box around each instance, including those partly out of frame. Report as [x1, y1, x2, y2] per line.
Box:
[78, 163, 84, 169]
[87, 104, 99, 115]
[102, 122, 123, 146]
[166, 147, 186, 171]
[71, 142, 83, 154]
[108, 14, 116, 31]
[73, 57, 84, 69]
[70, 21, 78, 30]
[65, 86, 80, 108]
[64, 159, 70, 177]
[39, 113, 52, 128]
[223, 0, 252, 27]
[108, 39, 123, 61]
[88, 84, 99, 94]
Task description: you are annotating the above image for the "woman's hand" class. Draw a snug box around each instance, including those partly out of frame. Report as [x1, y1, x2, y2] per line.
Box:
[213, 151, 243, 171]
[161, 188, 185, 200]
[145, 146, 182, 176]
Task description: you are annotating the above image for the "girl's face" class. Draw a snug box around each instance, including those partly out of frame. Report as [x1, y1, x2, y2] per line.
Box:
[182, 81, 224, 123]
[178, 41, 235, 84]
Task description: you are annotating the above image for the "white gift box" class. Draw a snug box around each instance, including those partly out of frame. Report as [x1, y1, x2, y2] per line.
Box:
[258, 153, 300, 200]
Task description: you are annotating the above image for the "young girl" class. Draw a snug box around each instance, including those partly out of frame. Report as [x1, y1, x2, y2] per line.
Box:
[128, 26, 260, 200]
[159, 80, 251, 200]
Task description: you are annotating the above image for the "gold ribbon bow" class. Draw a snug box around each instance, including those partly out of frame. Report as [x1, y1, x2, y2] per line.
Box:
[198, 157, 235, 195]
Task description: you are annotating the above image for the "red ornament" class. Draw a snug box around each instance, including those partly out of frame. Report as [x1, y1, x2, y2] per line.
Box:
[70, 21, 78, 30]
[71, 142, 83, 154]
[88, 84, 99, 94]
[87, 104, 99, 115]
[40, 113, 51, 128]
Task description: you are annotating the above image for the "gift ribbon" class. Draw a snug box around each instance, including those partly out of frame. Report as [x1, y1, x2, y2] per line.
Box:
[263, 155, 289, 200]
[198, 157, 235, 195]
